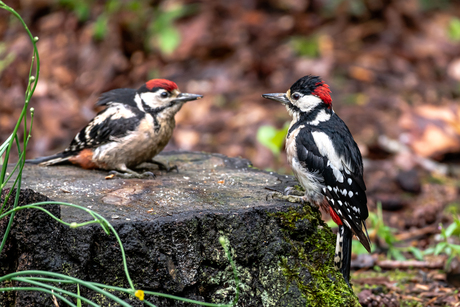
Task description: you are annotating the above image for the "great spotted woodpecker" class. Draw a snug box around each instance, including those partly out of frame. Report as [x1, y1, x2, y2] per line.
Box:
[27, 79, 202, 178]
[262, 75, 370, 286]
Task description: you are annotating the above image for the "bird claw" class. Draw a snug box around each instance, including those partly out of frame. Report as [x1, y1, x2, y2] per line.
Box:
[266, 191, 277, 201]
[108, 170, 156, 179]
[284, 186, 305, 196]
[266, 191, 308, 204]
[164, 164, 179, 173]
[149, 160, 179, 173]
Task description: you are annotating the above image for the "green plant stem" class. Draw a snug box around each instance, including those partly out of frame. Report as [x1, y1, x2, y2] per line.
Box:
[13, 277, 99, 307]
[0, 0, 40, 188]
[0, 201, 135, 291]
[0, 1, 39, 258]
[225, 244, 240, 305]
[1, 271, 133, 307]
[0, 200, 240, 306]
[0, 174, 21, 255]
[1, 286, 77, 307]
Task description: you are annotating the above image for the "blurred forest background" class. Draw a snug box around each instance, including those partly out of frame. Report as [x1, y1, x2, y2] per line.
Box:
[1, 0, 460, 305]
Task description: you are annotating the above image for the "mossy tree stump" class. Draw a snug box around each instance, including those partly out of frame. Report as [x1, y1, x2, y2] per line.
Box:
[1, 151, 359, 306]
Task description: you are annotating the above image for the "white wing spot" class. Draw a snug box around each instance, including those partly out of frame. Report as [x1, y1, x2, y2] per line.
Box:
[342, 189, 347, 195]
[327, 186, 332, 191]
[338, 200, 343, 206]
[347, 178, 352, 185]
[348, 191, 353, 198]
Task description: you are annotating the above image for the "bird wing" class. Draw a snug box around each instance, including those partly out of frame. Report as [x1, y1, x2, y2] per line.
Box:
[296, 119, 370, 252]
[96, 88, 137, 107]
[65, 104, 143, 153]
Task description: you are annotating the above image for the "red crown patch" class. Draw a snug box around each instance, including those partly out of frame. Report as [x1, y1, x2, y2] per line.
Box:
[146, 79, 178, 92]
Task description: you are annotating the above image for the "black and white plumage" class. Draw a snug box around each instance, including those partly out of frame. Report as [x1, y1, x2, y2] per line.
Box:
[262, 75, 370, 287]
[27, 79, 203, 178]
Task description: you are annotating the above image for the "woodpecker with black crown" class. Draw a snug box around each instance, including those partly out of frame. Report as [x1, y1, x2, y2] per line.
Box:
[262, 75, 370, 287]
[27, 79, 203, 178]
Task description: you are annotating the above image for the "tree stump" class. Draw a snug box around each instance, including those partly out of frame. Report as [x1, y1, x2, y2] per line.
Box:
[1, 151, 359, 306]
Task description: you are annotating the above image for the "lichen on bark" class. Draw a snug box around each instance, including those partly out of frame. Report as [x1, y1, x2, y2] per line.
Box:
[273, 204, 361, 307]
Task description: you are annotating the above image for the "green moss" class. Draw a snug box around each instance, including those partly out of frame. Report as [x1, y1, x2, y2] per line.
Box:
[273, 205, 360, 307]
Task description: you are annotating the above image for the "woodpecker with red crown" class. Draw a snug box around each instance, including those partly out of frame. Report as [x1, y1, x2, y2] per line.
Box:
[262, 75, 370, 287]
[27, 79, 202, 178]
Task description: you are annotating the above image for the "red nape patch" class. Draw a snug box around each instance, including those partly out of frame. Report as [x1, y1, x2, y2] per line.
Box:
[329, 207, 343, 226]
[312, 82, 332, 107]
[145, 79, 178, 92]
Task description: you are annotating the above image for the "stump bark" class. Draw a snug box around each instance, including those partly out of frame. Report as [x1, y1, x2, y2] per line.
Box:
[0, 151, 359, 306]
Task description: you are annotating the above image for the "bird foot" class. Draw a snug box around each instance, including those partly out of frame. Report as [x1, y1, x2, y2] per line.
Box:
[267, 191, 309, 204]
[108, 170, 156, 179]
[283, 186, 305, 196]
[160, 164, 179, 173]
[146, 160, 179, 173]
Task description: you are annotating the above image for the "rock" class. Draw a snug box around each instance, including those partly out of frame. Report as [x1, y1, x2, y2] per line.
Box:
[396, 169, 421, 194]
[1, 151, 359, 306]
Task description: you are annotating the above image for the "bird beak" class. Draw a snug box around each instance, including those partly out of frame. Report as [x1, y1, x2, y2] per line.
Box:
[262, 93, 290, 104]
[174, 92, 203, 103]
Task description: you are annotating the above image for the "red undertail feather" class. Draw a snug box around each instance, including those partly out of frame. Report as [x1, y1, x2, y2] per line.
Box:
[313, 82, 332, 107]
[329, 207, 343, 226]
[68, 149, 101, 169]
[146, 79, 178, 92]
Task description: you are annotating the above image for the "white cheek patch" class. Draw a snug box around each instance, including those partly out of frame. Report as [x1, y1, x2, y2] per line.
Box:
[296, 95, 322, 113]
[140, 92, 164, 109]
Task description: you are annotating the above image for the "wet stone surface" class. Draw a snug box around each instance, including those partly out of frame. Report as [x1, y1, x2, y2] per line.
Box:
[2, 151, 358, 306]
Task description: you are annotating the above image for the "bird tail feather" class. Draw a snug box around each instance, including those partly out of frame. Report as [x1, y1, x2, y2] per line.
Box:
[334, 225, 353, 287]
[26, 153, 71, 166]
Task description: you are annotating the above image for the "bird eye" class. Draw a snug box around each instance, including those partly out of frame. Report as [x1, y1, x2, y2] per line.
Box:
[292, 93, 300, 100]
[161, 92, 169, 98]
